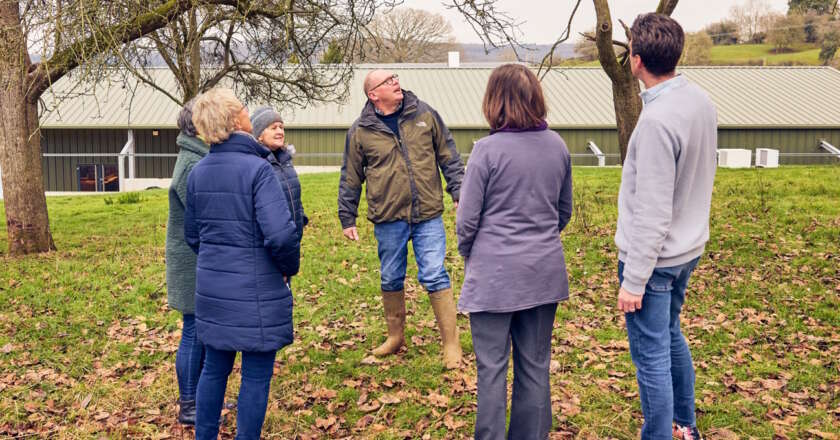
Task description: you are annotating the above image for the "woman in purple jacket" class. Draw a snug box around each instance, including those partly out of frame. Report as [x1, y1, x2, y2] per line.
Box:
[456, 63, 573, 440]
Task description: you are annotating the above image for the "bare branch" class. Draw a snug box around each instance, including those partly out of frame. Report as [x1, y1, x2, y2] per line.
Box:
[538, 0, 582, 78]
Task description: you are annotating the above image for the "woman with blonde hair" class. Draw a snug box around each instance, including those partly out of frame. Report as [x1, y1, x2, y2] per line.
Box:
[185, 87, 300, 440]
[456, 64, 573, 439]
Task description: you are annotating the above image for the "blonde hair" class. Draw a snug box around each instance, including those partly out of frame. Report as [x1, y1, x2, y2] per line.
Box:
[191, 88, 243, 145]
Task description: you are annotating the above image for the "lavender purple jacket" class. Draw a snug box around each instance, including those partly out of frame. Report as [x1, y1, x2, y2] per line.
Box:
[456, 128, 572, 313]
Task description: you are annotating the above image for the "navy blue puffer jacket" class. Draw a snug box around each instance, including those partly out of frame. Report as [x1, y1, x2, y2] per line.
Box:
[185, 132, 300, 352]
[267, 148, 308, 236]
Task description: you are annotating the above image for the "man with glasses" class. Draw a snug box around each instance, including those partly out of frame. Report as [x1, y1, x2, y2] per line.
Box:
[338, 69, 464, 369]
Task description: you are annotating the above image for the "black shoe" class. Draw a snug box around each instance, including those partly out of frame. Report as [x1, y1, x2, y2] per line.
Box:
[178, 399, 196, 426]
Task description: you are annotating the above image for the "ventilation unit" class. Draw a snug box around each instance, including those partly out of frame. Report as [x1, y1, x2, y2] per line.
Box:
[755, 148, 779, 168]
[717, 149, 752, 168]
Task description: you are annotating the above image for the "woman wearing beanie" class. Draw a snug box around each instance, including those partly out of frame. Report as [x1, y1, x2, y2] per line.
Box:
[185, 88, 300, 440]
[250, 106, 308, 239]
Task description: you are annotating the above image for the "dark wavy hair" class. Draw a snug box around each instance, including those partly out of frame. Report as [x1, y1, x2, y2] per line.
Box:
[630, 13, 685, 76]
[482, 64, 546, 131]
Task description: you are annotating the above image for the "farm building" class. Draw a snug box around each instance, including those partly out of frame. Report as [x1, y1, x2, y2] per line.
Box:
[30, 64, 840, 192]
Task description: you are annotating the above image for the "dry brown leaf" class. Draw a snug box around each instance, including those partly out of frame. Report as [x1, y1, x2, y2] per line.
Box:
[807, 430, 840, 440]
[378, 393, 401, 404]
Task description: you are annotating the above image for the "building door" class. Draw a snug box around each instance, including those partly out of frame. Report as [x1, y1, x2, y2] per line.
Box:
[77, 164, 119, 192]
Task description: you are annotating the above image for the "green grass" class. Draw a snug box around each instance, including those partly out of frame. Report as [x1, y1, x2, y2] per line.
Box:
[709, 43, 821, 66]
[1, 167, 839, 438]
[556, 43, 824, 67]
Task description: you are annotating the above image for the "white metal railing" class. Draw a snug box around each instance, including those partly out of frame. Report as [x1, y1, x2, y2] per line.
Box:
[818, 140, 840, 159]
[118, 130, 135, 191]
[586, 141, 606, 167]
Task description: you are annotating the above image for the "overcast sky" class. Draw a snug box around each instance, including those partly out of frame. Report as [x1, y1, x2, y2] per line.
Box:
[400, 0, 790, 45]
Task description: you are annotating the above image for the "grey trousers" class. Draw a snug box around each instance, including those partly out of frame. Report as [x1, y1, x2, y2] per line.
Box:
[469, 302, 558, 440]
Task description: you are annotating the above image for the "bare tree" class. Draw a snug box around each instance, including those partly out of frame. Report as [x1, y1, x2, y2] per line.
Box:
[574, 28, 599, 61]
[0, 0, 389, 256]
[767, 12, 806, 51]
[680, 31, 713, 65]
[117, 1, 381, 106]
[363, 7, 457, 63]
[730, 0, 775, 43]
[448, 0, 678, 162]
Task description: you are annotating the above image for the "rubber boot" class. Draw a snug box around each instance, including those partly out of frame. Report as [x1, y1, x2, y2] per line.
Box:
[429, 288, 462, 369]
[372, 290, 405, 356]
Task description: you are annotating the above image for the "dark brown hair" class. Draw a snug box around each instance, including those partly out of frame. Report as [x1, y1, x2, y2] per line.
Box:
[630, 13, 685, 76]
[482, 64, 546, 131]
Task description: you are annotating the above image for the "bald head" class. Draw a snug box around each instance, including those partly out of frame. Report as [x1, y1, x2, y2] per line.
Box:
[363, 69, 403, 115]
[363, 70, 394, 95]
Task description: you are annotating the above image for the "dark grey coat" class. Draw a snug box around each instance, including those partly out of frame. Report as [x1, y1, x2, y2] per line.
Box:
[166, 133, 209, 314]
[456, 129, 573, 313]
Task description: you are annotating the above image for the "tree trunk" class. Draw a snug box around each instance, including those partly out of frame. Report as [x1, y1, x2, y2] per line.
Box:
[593, 0, 677, 163]
[0, 2, 55, 255]
[611, 67, 643, 162]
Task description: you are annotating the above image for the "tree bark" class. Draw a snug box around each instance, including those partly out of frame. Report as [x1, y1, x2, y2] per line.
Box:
[0, 2, 55, 255]
[1, 0, 210, 255]
[593, 0, 677, 163]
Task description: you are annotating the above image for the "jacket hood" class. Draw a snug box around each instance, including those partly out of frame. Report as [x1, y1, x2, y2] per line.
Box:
[176, 133, 210, 156]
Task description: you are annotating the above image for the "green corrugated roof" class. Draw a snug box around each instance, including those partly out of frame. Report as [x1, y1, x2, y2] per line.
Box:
[39, 65, 840, 130]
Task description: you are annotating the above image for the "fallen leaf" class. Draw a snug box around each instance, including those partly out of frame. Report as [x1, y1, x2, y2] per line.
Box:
[378, 393, 401, 405]
[315, 415, 337, 429]
[361, 356, 381, 365]
[80, 393, 93, 409]
[94, 411, 110, 421]
[808, 430, 839, 440]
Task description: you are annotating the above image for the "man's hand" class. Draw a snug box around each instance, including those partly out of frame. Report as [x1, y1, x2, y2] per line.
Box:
[343, 226, 359, 241]
[453, 200, 459, 210]
[617, 287, 643, 313]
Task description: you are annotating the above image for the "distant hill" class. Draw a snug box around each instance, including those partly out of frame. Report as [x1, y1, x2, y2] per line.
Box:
[459, 43, 577, 64]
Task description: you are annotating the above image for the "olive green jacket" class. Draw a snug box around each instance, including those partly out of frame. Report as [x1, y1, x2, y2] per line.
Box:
[338, 90, 464, 228]
[165, 133, 209, 314]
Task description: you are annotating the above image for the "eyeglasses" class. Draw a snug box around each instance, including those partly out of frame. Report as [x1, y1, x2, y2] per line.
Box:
[369, 74, 399, 92]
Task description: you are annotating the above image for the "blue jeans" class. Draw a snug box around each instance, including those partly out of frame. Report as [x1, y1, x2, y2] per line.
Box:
[195, 347, 277, 440]
[175, 314, 205, 401]
[619, 257, 700, 439]
[373, 216, 450, 292]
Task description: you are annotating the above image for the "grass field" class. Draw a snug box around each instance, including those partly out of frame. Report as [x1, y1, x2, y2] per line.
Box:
[558, 43, 824, 67]
[708, 43, 822, 66]
[1, 167, 839, 439]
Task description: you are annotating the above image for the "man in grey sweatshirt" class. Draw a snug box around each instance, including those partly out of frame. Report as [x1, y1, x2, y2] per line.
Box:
[615, 13, 717, 440]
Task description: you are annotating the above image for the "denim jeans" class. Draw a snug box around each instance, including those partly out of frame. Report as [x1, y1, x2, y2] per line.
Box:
[618, 257, 701, 439]
[195, 347, 277, 440]
[373, 216, 450, 292]
[175, 313, 205, 401]
[470, 302, 557, 440]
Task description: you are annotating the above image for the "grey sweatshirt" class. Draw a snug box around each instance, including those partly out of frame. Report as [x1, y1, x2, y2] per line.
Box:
[457, 129, 572, 313]
[615, 75, 718, 295]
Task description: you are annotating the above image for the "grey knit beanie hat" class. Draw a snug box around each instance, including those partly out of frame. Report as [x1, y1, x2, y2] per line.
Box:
[250, 106, 283, 140]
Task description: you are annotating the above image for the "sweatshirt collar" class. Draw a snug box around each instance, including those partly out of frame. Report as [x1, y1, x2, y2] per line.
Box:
[490, 120, 548, 135]
[640, 74, 687, 105]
